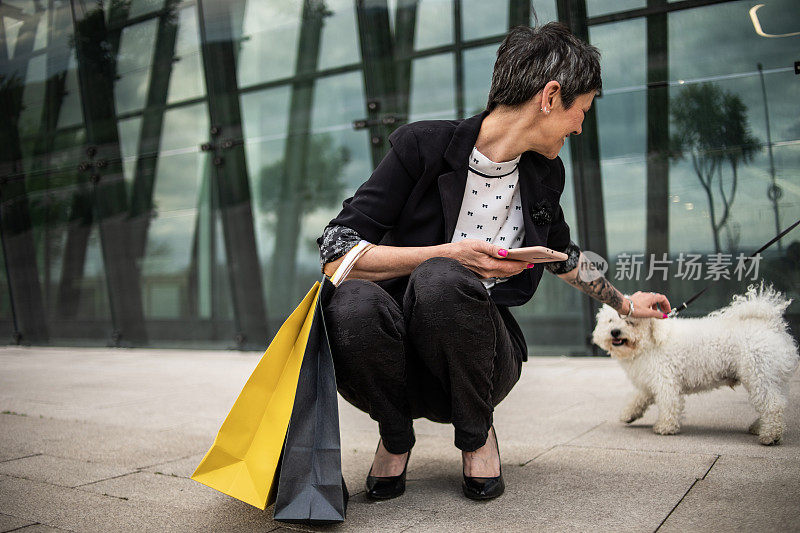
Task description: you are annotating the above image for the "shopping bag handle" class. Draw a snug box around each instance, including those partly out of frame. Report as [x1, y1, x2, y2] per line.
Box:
[328, 240, 375, 286]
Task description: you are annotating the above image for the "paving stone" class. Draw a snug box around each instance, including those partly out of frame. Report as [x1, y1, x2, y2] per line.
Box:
[271, 499, 438, 532]
[82, 471, 236, 510]
[0, 450, 40, 464]
[659, 456, 800, 533]
[569, 383, 800, 460]
[0, 512, 35, 532]
[0, 454, 134, 488]
[0, 414, 205, 470]
[383, 445, 717, 532]
[0, 474, 277, 532]
[568, 366, 800, 455]
[0, 347, 260, 429]
[13, 525, 70, 532]
[63, 470, 433, 532]
[140, 454, 205, 478]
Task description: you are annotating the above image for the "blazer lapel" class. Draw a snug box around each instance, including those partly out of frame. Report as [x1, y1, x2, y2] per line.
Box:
[518, 151, 551, 246]
[438, 111, 488, 242]
[439, 170, 467, 242]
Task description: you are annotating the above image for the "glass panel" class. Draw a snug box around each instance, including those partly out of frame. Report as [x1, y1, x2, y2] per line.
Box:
[587, 0, 645, 18]
[590, 18, 647, 257]
[461, 0, 507, 40]
[78, 226, 111, 320]
[58, 53, 84, 129]
[409, 53, 456, 120]
[387, 0, 398, 31]
[128, 0, 166, 19]
[306, 69, 370, 216]
[183, 163, 235, 337]
[194, 170, 213, 321]
[237, 2, 302, 88]
[532, 0, 559, 24]
[27, 127, 86, 307]
[138, 118, 236, 342]
[463, 45, 495, 115]
[18, 54, 46, 144]
[141, 210, 197, 319]
[0, 238, 11, 341]
[167, 6, 206, 104]
[414, 0, 453, 50]
[115, 19, 158, 114]
[241, 86, 291, 312]
[665, 0, 800, 315]
[669, 1, 797, 77]
[213, 212, 235, 323]
[2, 13, 21, 57]
[0, 0, 229, 347]
[39, 188, 115, 344]
[259, 71, 369, 320]
[23, 122, 115, 343]
[152, 103, 209, 213]
[118, 116, 143, 194]
[587, 0, 800, 332]
[318, 0, 360, 70]
[137, 101, 214, 338]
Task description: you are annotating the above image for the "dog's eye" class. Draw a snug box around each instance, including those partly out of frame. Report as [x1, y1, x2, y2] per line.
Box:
[626, 321, 634, 326]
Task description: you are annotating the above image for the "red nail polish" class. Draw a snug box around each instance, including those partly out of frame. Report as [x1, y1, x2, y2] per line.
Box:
[498, 249, 508, 257]
[662, 313, 668, 318]
[527, 263, 534, 268]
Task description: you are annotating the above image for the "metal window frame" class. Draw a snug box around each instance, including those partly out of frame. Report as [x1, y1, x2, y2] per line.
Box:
[586, 0, 732, 25]
[195, 0, 269, 350]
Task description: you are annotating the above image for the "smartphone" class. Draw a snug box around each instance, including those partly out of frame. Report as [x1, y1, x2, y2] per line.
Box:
[504, 246, 568, 263]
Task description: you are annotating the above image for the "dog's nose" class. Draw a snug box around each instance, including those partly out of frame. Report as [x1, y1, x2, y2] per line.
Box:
[610, 329, 621, 338]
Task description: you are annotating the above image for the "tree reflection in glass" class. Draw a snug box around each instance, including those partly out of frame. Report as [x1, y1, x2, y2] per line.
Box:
[670, 82, 761, 254]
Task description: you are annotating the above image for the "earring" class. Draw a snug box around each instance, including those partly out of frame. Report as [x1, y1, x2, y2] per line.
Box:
[541, 107, 549, 114]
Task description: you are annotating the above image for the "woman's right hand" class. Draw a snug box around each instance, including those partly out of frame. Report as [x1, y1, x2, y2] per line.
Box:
[444, 239, 531, 279]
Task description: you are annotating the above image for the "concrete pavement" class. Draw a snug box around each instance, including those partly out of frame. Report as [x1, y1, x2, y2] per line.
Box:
[1, 346, 798, 532]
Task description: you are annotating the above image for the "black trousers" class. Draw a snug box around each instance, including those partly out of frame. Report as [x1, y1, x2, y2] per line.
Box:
[323, 257, 526, 454]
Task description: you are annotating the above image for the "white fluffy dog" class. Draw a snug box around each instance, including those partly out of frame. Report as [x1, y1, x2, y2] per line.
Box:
[592, 284, 798, 445]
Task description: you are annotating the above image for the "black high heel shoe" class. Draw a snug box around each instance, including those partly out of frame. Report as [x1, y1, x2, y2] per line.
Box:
[365, 441, 410, 500]
[462, 426, 505, 500]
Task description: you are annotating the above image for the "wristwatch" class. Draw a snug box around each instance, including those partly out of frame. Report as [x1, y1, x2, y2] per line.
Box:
[618, 296, 635, 319]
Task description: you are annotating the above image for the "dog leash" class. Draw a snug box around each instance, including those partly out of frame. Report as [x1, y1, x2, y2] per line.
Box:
[667, 216, 800, 318]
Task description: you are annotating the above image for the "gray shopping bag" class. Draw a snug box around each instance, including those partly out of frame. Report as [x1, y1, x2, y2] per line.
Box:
[272, 276, 348, 525]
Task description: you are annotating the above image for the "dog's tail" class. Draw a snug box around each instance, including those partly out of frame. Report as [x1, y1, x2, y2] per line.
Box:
[714, 283, 799, 370]
[711, 281, 792, 326]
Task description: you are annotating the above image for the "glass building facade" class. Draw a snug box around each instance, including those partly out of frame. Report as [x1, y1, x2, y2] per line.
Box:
[1, 0, 798, 353]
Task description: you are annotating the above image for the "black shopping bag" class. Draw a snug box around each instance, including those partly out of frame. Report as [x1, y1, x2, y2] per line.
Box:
[272, 276, 349, 525]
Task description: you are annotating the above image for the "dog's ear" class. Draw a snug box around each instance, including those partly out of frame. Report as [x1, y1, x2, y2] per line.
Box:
[649, 319, 669, 347]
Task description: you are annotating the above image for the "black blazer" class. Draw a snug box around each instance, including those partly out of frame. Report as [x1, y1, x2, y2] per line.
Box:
[320, 110, 572, 308]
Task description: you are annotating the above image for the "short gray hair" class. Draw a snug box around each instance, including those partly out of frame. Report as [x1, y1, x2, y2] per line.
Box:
[487, 23, 601, 112]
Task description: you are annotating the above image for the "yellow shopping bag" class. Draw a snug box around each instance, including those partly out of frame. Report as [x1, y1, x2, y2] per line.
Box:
[190, 282, 321, 509]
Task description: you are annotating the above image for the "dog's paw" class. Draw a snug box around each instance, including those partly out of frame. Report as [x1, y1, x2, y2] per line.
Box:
[652, 422, 681, 435]
[758, 433, 781, 446]
[620, 412, 642, 424]
[748, 419, 762, 435]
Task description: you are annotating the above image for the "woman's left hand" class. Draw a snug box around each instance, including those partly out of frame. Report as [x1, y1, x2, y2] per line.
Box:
[628, 291, 672, 318]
